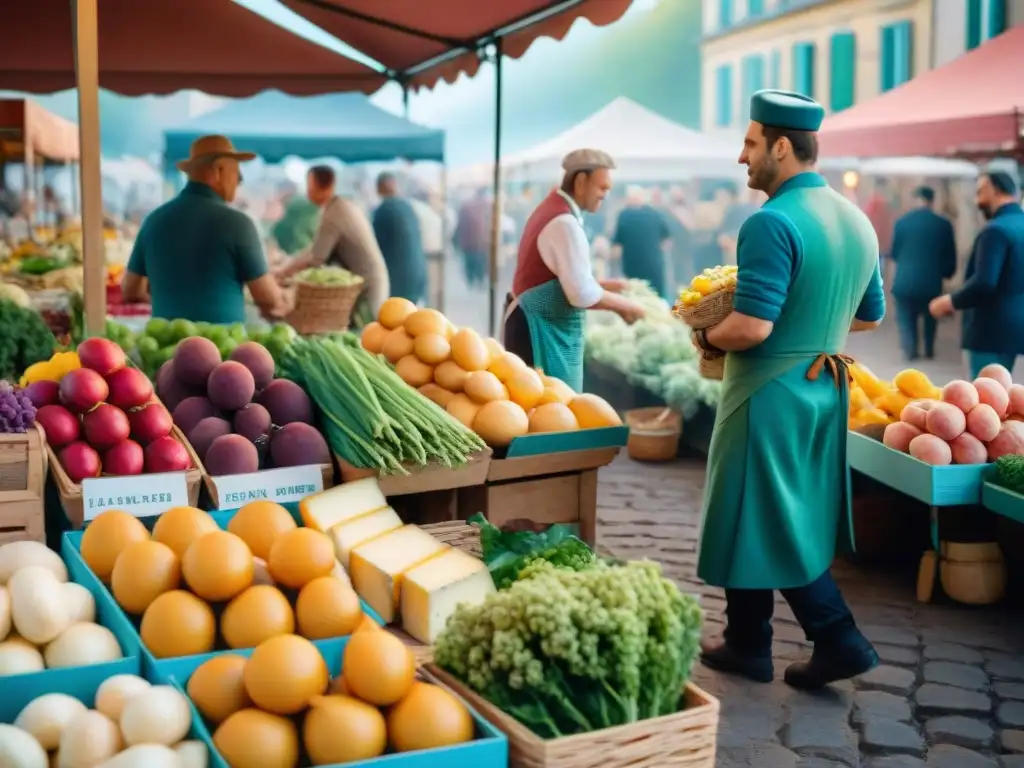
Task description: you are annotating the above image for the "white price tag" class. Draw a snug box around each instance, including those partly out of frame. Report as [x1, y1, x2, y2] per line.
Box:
[212, 465, 325, 510]
[82, 472, 190, 521]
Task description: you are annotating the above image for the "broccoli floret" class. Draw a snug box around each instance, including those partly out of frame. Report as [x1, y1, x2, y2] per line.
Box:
[995, 455, 1024, 494]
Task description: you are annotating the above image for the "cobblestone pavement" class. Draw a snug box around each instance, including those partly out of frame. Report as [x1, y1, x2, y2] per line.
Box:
[597, 455, 1024, 768]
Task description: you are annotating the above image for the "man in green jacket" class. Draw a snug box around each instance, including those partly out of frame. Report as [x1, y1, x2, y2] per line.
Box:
[693, 90, 885, 690]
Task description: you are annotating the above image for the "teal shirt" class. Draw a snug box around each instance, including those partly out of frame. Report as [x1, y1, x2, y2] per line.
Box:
[372, 197, 426, 303]
[127, 182, 268, 323]
[613, 205, 670, 294]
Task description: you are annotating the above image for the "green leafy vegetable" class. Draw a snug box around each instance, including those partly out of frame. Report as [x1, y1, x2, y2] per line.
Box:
[994, 455, 1024, 494]
[469, 513, 597, 588]
[435, 559, 704, 738]
[296, 266, 362, 287]
[0, 300, 57, 382]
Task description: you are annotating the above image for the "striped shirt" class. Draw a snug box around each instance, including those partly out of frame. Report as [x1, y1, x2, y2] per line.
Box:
[310, 196, 390, 313]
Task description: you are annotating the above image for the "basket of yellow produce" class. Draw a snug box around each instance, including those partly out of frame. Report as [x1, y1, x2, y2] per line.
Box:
[675, 266, 738, 330]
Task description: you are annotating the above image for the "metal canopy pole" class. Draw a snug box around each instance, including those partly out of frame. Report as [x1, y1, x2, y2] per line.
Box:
[487, 40, 503, 337]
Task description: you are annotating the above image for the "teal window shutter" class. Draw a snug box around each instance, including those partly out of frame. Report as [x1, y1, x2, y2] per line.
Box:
[966, 0, 983, 49]
[719, 0, 733, 28]
[748, 0, 765, 16]
[829, 32, 857, 112]
[880, 25, 895, 92]
[769, 50, 782, 88]
[790, 43, 816, 98]
[892, 21, 913, 87]
[740, 55, 766, 122]
[987, 0, 1006, 39]
[715, 65, 734, 127]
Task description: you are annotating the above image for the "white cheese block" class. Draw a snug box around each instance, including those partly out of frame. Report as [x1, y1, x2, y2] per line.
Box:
[348, 525, 447, 624]
[401, 548, 496, 644]
[330, 560, 352, 590]
[299, 477, 387, 532]
[328, 507, 403, 569]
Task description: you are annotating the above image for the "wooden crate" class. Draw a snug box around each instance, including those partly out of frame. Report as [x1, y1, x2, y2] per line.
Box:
[0, 424, 46, 544]
[48, 425, 203, 528]
[428, 665, 718, 768]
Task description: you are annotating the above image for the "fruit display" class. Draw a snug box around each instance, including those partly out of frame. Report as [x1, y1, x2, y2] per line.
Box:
[0, 540, 125, 677]
[77, 504, 364, 658]
[848, 365, 943, 428]
[191, 629, 475, 768]
[4, 676, 207, 766]
[676, 264, 738, 309]
[301, 479, 495, 644]
[32, 338, 189, 482]
[0, 380, 37, 433]
[0, 299, 57, 383]
[880, 364, 1024, 465]
[156, 335, 329, 476]
[358, 297, 622, 450]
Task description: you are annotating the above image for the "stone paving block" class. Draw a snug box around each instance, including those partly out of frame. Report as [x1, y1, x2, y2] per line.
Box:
[866, 759, 924, 768]
[999, 701, 1024, 728]
[923, 715, 994, 749]
[923, 643, 985, 665]
[1002, 758, 1024, 768]
[797, 759, 853, 768]
[854, 690, 913, 724]
[862, 624, 920, 648]
[922, 661, 990, 691]
[915, 684, 992, 715]
[861, 719, 926, 756]
[924, 745, 998, 768]
[877, 643, 921, 667]
[1002, 729, 1024, 753]
[718, 744, 799, 768]
[997, 683, 1024, 701]
[987, 656, 1024, 681]
[859, 665, 918, 695]
[785, 693, 859, 765]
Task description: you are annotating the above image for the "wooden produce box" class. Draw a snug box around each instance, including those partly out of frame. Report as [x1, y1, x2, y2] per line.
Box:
[458, 428, 628, 547]
[428, 665, 718, 768]
[0, 424, 46, 544]
[48, 425, 203, 528]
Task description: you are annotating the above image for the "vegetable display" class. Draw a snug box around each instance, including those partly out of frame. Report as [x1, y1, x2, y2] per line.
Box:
[295, 266, 362, 287]
[434, 559, 703, 738]
[993, 455, 1024, 494]
[281, 334, 486, 474]
[0, 300, 57, 383]
[470, 513, 596, 589]
[0, 540, 125, 678]
[879, 364, 1024, 465]
[0, 381, 37, 434]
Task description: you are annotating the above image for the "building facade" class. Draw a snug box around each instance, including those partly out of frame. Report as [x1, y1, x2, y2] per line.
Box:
[700, 0, 1014, 135]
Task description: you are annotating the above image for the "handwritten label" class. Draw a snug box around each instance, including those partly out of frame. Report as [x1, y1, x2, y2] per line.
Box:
[212, 465, 325, 510]
[82, 472, 190, 521]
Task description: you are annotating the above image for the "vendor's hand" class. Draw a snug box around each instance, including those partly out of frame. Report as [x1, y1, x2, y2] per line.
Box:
[618, 300, 645, 325]
[929, 294, 955, 319]
[601, 277, 629, 293]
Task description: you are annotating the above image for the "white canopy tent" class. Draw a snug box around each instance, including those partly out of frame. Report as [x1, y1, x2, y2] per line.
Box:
[501, 97, 745, 184]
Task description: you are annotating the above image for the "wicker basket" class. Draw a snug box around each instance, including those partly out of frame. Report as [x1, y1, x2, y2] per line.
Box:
[676, 290, 734, 330]
[428, 665, 718, 768]
[698, 352, 725, 381]
[284, 277, 365, 335]
[0, 424, 47, 544]
[625, 407, 682, 462]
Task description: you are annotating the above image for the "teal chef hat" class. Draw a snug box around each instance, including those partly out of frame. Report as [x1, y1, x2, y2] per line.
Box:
[749, 89, 825, 132]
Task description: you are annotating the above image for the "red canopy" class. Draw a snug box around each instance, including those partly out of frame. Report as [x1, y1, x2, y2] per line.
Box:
[819, 26, 1024, 159]
[0, 0, 386, 97]
[279, 0, 634, 90]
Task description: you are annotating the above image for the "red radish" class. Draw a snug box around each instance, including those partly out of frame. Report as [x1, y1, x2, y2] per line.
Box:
[950, 433, 988, 465]
[883, 422, 922, 453]
[22, 380, 59, 408]
[35, 404, 81, 448]
[106, 367, 154, 410]
[103, 440, 144, 476]
[909, 434, 952, 465]
[974, 377, 1010, 417]
[924, 402, 966, 441]
[59, 369, 109, 413]
[900, 400, 935, 430]
[82, 404, 131, 450]
[966, 403, 1001, 443]
[978, 363, 1013, 390]
[76, 337, 126, 376]
[144, 436, 192, 473]
[940, 380, 980, 413]
[128, 402, 174, 445]
[59, 441, 102, 482]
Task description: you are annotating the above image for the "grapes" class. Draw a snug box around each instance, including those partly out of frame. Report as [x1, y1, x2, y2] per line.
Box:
[0, 380, 37, 433]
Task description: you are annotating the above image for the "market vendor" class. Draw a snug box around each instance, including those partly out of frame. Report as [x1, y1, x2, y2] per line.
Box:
[693, 89, 886, 690]
[502, 149, 646, 392]
[928, 170, 1024, 377]
[122, 135, 290, 323]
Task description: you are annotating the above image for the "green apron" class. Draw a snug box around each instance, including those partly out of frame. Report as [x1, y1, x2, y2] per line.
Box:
[697, 175, 878, 590]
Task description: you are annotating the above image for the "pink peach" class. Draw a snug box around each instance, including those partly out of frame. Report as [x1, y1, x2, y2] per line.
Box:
[966, 403, 1001, 443]
[1008, 383, 1024, 417]
[941, 380, 980, 413]
[950, 432, 988, 465]
[987, 421, 1024, 461]
[883, 421, 923, 453]
[909, 433, 953, 466]
[978, 363, 1013, 390]
[924, 402, 967, 441]
[900, 400, 936, 430]
[974, 377, 1010, 417]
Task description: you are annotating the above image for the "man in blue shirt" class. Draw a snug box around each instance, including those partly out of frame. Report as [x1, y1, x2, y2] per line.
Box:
[890, 186, 957, 361]
[373, 173, 427, 304]
[930, 171, 1024, 377]
[122, 135, 288, 323]
[613, 186, 670, 298]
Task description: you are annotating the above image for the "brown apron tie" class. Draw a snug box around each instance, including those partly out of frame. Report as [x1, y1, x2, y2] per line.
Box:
[807, 353, 856, 390]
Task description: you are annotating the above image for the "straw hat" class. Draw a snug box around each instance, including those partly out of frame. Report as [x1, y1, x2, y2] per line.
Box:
[176, 135, 256, 172]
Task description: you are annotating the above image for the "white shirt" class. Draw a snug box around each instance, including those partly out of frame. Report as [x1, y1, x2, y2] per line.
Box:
[535, 191, 603, 308]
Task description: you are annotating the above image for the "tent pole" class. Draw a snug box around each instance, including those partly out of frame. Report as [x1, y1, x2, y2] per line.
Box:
[487, 40, 503, 337]
[73, 0, 106, 336]
[402, 85, 410, 119]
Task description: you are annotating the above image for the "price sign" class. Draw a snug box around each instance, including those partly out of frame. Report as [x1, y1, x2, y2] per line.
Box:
[82, 472, 190, 521]
[212, 465, 325, 510]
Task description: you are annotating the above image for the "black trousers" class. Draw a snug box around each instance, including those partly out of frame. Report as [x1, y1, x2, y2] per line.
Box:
[724, 569, 867, 658]
[501, 293, 534, 368]
[895, 295, 937, 359]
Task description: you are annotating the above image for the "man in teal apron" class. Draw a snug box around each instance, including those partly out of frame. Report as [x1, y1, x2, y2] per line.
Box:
[502, 149, 646, 391]
[692, 90, 886, 690]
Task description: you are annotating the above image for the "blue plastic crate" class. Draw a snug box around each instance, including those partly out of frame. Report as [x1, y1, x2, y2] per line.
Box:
[156, 636, 508, 768]
[62, 505, 384, 681]
[982, 472, 1024, 524]
[847, 431, 990, 506]
[0, 551, 142, 721]
[505, 425, 629, 458]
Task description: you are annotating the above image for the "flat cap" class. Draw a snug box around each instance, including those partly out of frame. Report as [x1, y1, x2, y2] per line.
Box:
[562, 148, 616, 174]
[750, 89, 825, 132]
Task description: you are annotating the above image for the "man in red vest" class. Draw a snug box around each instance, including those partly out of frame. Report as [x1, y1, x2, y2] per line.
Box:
[502, 149, 645, 391]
